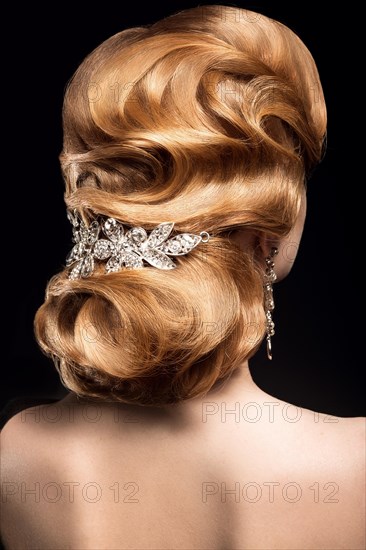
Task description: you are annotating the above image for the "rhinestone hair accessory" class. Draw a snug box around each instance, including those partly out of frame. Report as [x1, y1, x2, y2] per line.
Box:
[65, 210, 210, 280]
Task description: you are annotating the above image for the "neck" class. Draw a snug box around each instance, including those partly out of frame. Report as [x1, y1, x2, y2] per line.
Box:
[60, 361, 263, 426]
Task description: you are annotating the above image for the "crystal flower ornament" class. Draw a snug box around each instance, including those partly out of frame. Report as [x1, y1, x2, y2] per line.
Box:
[66, 210, 210, 280]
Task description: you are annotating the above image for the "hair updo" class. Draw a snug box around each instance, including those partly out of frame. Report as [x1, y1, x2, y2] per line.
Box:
[34, 5, 326, 406]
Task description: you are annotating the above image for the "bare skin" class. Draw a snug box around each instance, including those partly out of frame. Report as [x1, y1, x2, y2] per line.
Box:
[1, 364, 365, 550]
[1, 193, 365, 548]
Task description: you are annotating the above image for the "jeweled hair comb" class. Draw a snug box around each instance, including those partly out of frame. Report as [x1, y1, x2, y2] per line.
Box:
[66, 209, 210, 279]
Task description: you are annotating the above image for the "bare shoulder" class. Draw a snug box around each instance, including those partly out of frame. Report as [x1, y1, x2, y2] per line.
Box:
[267, 404, 365, 549]
[303, 409, 365, 499]
[0, 395, 146, 482]
[1, 403, 63, 488]
[0, 405, 56, 547]
[181, 381, 366, 550]
[1, 403, 50, 452]
[0, 398, 86, 504]
[1, 396, 112, 460]
[259, 400, 366, 484]
[303, 409, 365, 544]
[0, 398, 121, 549]
[299, 407, 365, 465]
[216, 382, 366, 549]
[1, 401, 66, 448]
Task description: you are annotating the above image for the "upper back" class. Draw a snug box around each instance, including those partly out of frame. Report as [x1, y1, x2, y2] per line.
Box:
[1, 389, 365, 549]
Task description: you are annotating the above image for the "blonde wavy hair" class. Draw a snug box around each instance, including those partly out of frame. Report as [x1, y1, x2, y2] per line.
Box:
[34, 6, 326, 406]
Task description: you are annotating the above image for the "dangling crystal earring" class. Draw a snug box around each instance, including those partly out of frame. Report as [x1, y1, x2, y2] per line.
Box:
[263, 247, 279, 360]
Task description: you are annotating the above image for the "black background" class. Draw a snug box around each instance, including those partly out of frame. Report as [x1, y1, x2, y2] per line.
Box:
[2, 2, 362, 418]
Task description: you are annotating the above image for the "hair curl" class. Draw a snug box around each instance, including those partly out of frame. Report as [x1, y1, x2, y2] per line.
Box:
[34, 6, 326, 406]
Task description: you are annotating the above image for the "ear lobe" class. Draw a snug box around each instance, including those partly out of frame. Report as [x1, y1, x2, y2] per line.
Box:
[257, 233, 281, 262]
